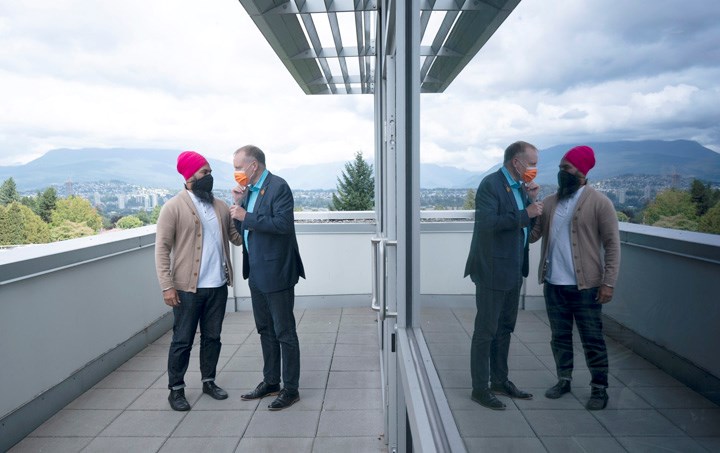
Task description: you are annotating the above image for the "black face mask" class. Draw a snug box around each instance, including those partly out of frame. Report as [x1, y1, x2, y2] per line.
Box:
[190, 174, 214, 204]
[557, 170, 582, 200]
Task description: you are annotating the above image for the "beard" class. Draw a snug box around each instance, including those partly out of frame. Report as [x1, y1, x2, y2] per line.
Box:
[191, 188, 215, 205]
[557, 170, 582, 200]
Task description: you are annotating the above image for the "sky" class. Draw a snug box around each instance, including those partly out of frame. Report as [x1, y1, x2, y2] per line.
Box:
[1, 0, 719, 172]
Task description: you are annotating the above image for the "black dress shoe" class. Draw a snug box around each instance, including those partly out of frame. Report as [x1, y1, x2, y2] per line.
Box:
[268, 389, 300, 411]
[168, 389, 191, 411]
[491, 380, 533, 400]
[203, 381, 228, 400]
[586, 387, 608, 410]
[241, 381, 281, 401]
[471, 389, 506, 410]
[545, 380, 572, 399]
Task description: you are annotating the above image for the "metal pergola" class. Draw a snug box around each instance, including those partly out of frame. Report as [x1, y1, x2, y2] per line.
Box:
[239, 0, 519, 94]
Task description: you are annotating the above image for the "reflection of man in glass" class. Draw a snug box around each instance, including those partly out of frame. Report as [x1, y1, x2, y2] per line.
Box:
[464, 141, 542, 410]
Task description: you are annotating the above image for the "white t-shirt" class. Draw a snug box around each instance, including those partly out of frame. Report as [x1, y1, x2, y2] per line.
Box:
[187, 192, 226, 288]
[546, 186, 585, 285]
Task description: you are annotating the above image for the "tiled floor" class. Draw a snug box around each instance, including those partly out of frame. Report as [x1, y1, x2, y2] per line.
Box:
[422, 307, 720, 453]
[11, 308, 386, 453]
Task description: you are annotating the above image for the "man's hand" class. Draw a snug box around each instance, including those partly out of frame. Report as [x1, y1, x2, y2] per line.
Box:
[597, 285, 614, 304]
[526, 200, 544, 218]
[231, 185, 248, 205]
[230, 205, 247, 221]
[163, 288, 180, 307]
[526, 181, 540, 201]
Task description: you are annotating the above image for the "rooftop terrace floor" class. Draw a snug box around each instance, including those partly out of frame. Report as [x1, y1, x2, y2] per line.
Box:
[9, 307, 720, 452]
[423, 307, 720, 452]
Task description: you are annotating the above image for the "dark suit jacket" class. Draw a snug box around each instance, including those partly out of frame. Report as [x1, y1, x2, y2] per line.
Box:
[234, 172, 305, 293]
[464, 168, 534, 291]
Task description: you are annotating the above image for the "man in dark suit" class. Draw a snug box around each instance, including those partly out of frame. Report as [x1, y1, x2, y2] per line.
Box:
[464, 141, 543, 410]
[230, 145, 305, 410]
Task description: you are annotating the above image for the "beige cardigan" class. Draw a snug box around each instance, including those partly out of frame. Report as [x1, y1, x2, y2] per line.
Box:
[155, 190, 242, 292]
[530, 186, 620, 290]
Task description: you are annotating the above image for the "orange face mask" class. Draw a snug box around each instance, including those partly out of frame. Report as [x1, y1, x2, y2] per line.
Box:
[522, 167, 537, 183]
[234, 171, 249, 187]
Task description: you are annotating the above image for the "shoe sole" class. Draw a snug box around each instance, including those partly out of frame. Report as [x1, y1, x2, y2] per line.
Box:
[268, 396, 300, 411]
[544, 390, 571, 399]
[240, 390, 280, 401]
[203, 390, 229, 400]
[586, 398, 608, 410]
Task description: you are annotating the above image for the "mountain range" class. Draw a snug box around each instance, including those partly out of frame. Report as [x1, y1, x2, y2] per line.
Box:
[1, 140, 719, 192]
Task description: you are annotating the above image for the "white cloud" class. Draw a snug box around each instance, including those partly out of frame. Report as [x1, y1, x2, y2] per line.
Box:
[0, 0, 719, 171]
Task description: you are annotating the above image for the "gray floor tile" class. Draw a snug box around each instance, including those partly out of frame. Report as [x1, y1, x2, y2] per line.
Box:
[136, 344, 171, 357]
[8, 436, 92, 452]
[191, 391, 261, 411]
[302, 355, 333, 371]
[82, 436, 166, 453]
[541, 436, 626, 453]
[233, 344, 264, 357]
[99, 410, 185, 437]
[331, 355, 380, 371]
[300, 370, 330, 389]
[323, 388, 382, 410]
[236, 437, 313, 453]
[616, 436, 708, 453]
[464, 437, 547, 452]
[186, 356, 231, 373]
[127, 388, 202, 411]
[222, 355, 265, 372]
[505, 369, 558, 389]
[427, 342, 471, 356]
[696, 437, 720, 452]
[423, 332, 471, 344]
[94, 370, 163, 389]
[219, 334, 252, 345]
[632, 386, 719, 409]
[316, 410, 384, 437]
[66, 388, 144, 410]
[117, 355, 168, 371]
[431, 354, 470, 371]
[297, 322, 339, 333]
[341, 307, 374, 315]
[312, 436, 387, 452]
[513, 330, 556, 343]
[592, 409, 685, 437]
[338, 323, 379, 334]
[327, 371, 381, 389]
[523, 409, 610, 437]
[159, 436, 240, 453]
[29, 409, 120, 437]
[172, 410, 252, 437]
[244, 411, 320, 437]
[437, 369, 471, 388]
[508, 354, 547, 370]
[336, 333, 378, 344]
[513, 388, 585, 410]
[300, 342, 335, 356]
[297, 332, 338, 343]
[659, 408, 720, 436]
[151, 372, 203, 389]
[333, 343, 377, 356]
[611, 353, 659, 370]
[453, 410, 535, 437]
[215, 371, 265, 389]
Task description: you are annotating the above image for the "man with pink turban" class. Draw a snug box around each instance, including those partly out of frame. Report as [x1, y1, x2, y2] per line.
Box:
[530, 145, 621, 410]
[155, 151, 243, 411]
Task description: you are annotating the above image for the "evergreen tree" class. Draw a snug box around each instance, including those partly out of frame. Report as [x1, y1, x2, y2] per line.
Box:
[699, 203, 720, 234]
[330, 151, 374, 211]
[36, 187, 58, 223]
[150, 205, 162, 224]
[689, 179, 719, 217]
[0, 204, 24, 245]
[463, 189, 476, 210]
[0, 202, 50, 245]
[50, 220, 95, 242]
[0, 177, 20, 205]
[642, 189, 696, 226]
[51, 195, 103, 232]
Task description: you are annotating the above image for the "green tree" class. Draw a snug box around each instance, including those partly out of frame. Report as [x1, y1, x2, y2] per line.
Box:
[0, 177, 20, 205]
[51, 195, 103, 232]
[35, 187, 58, 223]
[652, 214, 699, 232]
[136, 209, 151, 225]
[116, 215, 144, 229]
[616, 211, 629, 222]
[150, 205, 162, 224]
[689, 179, 720, 217]
[0, 202, 50, 245]
[699, 203, 720, 234]
[330, 151, 374, 211]
[463, 189, 476, 210]
[0, 204, 23, 245]
[642, 189, 696, 226]
[50, 220, 96, 241]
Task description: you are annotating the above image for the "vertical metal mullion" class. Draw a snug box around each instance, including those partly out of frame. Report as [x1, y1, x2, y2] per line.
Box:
[297, 8, 337, 94]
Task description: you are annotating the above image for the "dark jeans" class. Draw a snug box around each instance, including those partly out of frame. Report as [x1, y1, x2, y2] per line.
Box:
[470, 283, 520, 391]
[250, 282, 300, 390]
[544, 283, 609, 388]
[168, 285, 228, 390]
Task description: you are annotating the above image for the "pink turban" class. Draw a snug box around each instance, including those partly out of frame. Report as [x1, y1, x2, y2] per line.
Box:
[563, 145, 595, 176]
[176, 151, 208, 180]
